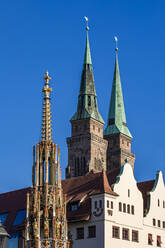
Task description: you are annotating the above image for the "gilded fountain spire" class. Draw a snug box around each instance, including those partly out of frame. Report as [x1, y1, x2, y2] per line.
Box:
[25, 72, 70, 248]
[42, 71, 52, 142]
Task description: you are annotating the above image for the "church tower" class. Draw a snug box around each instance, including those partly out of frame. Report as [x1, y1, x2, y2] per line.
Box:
[104, 43, 135, 171]
[66, 21, 108, 178]
[25, 72, 69, 248]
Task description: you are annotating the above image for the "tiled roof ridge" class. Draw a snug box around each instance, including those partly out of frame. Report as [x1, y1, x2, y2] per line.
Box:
[63, 169, 100, 183]
[66, 175, 101, 197]
[137, 179, 155, 185]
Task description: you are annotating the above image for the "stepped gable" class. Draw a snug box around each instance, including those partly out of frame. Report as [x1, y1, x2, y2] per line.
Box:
[0, 187, 30, 233]
[137, 180, 155, 211]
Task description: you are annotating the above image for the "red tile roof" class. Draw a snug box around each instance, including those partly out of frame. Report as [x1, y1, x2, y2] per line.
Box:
[0, 170, 117, 231]
[0, 187, 30, 233]
[1, 169, 154, 232]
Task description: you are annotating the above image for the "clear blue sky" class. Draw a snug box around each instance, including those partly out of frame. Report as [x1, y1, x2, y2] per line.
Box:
[0, 0, 165, 193]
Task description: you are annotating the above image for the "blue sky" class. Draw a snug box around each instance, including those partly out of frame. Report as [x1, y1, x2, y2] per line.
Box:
[0, 0, 165, 193]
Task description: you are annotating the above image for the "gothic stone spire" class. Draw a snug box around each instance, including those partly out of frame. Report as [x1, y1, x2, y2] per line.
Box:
[66, 23, 107, 178]
[71, 27, 104, 124]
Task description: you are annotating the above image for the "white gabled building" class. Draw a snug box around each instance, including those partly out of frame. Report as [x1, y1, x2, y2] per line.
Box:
[65, 163, 165, 248]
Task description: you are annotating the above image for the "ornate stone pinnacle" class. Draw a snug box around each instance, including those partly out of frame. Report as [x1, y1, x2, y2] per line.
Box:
[41, 71, 52, 142]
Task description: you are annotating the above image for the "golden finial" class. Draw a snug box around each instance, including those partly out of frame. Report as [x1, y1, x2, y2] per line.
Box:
[84, 16, 89, 31]
[114, 36, 118, 52]
[43, 71, 51, 86]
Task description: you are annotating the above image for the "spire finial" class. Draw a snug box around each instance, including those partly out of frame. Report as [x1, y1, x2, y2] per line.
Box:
[43, 70, 51, 86]
[41, 71, 52, 142]
[114, 36, 118, 52]
[84, 16, 89, 31]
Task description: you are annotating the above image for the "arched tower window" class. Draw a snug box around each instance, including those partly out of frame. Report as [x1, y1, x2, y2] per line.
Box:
[83, 157, 86, 172]
[77, 158, 80, 176]
[88, 96, 91, 106]
[94, 96, 96, 107]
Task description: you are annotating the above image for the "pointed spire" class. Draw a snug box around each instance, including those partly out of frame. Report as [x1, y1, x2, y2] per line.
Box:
[41, 71, 52, 142]
[104, 39, 132, 138]
[83, 30, 92, 66]
[71, 18, 104, 124]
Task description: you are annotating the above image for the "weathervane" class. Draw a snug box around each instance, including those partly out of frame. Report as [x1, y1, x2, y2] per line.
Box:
[114, 36, 118, 52]
[84, 16, 89, 31]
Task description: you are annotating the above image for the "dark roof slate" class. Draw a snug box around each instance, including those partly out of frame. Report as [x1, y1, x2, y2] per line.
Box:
[137, 180, 155, 211]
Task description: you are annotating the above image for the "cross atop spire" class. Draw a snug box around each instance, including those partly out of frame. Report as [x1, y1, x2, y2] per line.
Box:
[104, 43, 132, 138]
[41, 71, 52, 142]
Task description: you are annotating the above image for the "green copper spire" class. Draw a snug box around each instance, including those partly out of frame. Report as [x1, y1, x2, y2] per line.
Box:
[104, 46, 132, 138]
[71, 21, 104, 124]
[83, 31, 92, 65]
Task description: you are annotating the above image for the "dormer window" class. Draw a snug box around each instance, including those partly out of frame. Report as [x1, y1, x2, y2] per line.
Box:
[71, 201, 79, 211]
[13, 209, 26, 226]
[71, 204, 78, 211]
[0, 213, 8, 225]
